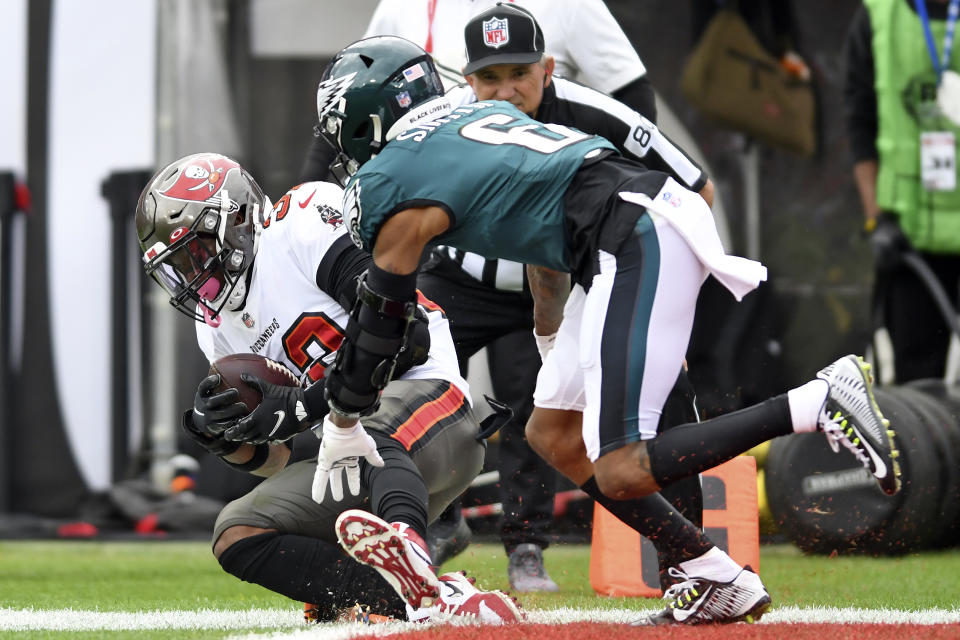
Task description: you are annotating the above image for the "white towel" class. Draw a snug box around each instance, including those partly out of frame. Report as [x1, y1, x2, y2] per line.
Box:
[619, 179, 767, 301]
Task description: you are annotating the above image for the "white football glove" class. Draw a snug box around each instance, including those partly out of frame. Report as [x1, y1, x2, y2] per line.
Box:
[534, 331, 558, 362]
[311, 415, 384, 503]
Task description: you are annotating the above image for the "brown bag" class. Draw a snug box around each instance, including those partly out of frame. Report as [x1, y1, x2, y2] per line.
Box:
[681, 9, 817, 156]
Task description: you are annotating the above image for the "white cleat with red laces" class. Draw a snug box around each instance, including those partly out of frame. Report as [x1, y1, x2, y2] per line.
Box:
[335, 509, 440, 609]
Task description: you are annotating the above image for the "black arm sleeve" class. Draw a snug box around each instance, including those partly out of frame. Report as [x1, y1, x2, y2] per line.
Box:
[612, 74, 657, 124]
[299, 134, 339, 183]
[842, 8, 878, 163]
[315, 234, 374, 310]
[316, 235, 430, 381]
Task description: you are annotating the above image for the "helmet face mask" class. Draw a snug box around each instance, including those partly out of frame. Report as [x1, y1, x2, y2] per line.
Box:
[136, 153, 265, 325]
[316, 36, 446, 184]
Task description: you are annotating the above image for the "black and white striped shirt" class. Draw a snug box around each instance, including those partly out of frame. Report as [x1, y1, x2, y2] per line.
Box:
[438, 78, 708, 291]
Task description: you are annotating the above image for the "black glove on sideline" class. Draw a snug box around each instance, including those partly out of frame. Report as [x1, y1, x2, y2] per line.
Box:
[869, 212, 910, 273]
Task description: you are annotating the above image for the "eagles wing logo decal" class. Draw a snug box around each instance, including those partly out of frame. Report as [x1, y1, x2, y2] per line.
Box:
[161, 155, 240, 202]
[316, 71, 358, 122]
[317, 204, 344, 228]
[343, 181, 364, 249]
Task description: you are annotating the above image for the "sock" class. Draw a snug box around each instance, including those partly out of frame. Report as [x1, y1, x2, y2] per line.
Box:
[580, 477, 713, 568]
[678, 546, 743, 583]
[364, 432, 430, 540]
[655, 368, 704, 528]
[646, 396, 793, 487]
[787, 379, 829, 433]
[655, 369, 705, 587]
[656, 475, 703, 587]
[217, 531, 406, 621]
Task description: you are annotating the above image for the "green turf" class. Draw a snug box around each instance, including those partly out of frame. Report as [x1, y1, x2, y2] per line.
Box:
[1, 540, 958, 639]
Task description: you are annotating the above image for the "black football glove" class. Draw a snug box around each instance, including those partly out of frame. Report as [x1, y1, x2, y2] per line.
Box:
[869, 213, 911, 273]
[181, 409, 241, 457]
[223, 374, 320, 444]
[193, 374, 249, 436]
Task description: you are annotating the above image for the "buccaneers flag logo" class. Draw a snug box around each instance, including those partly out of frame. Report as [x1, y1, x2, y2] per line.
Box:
[161, 155, 239, 202]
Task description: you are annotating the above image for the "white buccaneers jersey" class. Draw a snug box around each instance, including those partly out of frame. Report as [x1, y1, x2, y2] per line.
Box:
[195, 181, 469, 400]
[364, 0, 645, 93]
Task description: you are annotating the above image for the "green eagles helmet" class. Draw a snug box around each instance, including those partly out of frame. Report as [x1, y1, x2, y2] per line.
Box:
[135, 153, 266, 326]
[316, 36, 446, 184]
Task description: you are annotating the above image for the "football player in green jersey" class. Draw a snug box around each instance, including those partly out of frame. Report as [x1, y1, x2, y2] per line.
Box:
[299, 36, 901, 626]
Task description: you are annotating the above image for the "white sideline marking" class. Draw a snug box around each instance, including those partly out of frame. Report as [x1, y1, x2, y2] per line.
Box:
[2, 606, 959, 633]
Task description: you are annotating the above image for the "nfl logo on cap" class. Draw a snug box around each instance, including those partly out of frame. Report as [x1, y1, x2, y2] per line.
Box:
[483, 17, 509, 48]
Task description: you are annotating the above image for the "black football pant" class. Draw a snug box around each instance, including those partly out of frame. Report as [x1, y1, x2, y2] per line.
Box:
[876, 251, 960, 382]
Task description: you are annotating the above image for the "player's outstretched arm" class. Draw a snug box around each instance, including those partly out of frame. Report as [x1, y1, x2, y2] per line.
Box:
[325, 206, 450, 426]
[527, 265, 570, 362]
[316, 206, 450, 502]
[371, 206, 451, 275]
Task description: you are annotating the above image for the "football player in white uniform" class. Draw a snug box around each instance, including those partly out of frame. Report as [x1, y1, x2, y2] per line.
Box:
[136, 153, 522, 624]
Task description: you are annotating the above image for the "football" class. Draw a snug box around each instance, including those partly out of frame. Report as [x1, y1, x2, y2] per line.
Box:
[208, 353, 300, 413]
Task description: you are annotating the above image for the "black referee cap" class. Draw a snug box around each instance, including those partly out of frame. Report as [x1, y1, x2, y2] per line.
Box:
[463, 3, 545, 75]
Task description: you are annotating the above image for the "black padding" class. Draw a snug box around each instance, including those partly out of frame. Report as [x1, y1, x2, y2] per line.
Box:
[325, 270, 418, 416]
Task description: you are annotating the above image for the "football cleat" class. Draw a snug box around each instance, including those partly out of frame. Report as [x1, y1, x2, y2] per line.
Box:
[816, 354, 902, 495]
[338, 603, 395, 625]
[636, 566, 770, 625]
[507, 543, 559, 592]
[425, 505, 473, 567]
[336, 509, 441, 609]
[303, 602, 320, 624]
[304, 601, 396, 625]
[408, 571, 525, 624]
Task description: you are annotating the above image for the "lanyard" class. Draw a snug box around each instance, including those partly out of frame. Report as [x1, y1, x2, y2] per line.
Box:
[916, 0, 960, 84]
[424, 0, 438, 53]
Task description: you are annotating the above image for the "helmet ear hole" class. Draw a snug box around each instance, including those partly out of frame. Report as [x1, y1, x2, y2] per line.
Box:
[352, 120, 371, 142]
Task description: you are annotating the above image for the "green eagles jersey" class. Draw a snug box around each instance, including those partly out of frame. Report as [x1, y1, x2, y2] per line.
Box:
[343, 101, 616, 272]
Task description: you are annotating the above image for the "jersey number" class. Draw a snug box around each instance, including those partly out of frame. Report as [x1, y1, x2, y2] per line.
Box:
[460, 113, 590, 153]
[281, 311, 344, 383]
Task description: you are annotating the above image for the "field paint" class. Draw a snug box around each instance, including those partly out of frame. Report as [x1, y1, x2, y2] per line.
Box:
[2, 606, 960, 633]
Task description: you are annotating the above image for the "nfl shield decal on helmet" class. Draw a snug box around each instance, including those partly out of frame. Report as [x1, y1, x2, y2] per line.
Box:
[161, 155, 239, 201]
[397, 91, 412, 108]
[483, 17, 509, 48]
